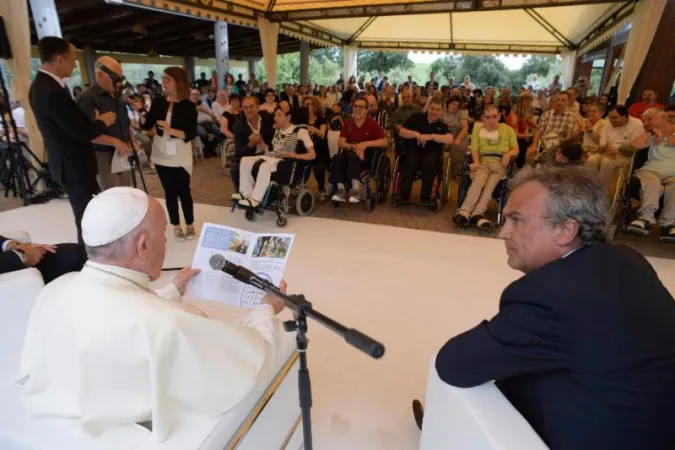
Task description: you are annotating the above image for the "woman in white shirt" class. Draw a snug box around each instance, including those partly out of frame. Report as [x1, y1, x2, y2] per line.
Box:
[211, 90, 230, 119]
[318, 86, 333, 110]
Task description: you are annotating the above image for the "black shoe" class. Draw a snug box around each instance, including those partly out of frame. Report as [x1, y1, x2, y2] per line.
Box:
[453, 213, 469, 225]
[412, 399, 424, 430]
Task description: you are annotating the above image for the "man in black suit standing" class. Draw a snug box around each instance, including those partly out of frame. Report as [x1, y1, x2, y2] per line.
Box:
[29, 37, 116, 244]
[414, 166, 675, 450]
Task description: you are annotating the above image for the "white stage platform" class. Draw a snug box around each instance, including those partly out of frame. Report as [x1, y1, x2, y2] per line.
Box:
[2, 198, 675, 450]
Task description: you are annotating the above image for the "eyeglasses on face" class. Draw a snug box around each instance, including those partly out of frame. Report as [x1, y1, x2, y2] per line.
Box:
[353, 105, 366, 110]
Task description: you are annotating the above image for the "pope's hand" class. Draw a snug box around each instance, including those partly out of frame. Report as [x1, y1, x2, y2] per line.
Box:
[262, 280, 287, 314]
[172, 267, 201, 296]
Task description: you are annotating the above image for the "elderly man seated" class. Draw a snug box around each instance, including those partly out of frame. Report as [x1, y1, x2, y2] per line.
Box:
[232, 100, 315, 207]
[0, 235, 86, 284]
[231, 95, 274, 192]
[414, 166, 675, 449]
[626, 109, 675, 242]
[396, 97, 453, 204]
[454, 105, 519, 228]
[585, 105, 644, 182]
[21, 187, 288, 440]
[527, 91, 577, 165]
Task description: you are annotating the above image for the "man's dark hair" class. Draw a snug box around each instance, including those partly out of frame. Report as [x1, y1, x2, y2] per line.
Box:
[559, 141, 584, 162]
[148, 71, 154, 76]
[229, 93, 241, 102]
[200, 72, 206, 77]
[447, 95, 461, 105]
[38, 36, 71, 64]
[473, 88, 483, 96]
[264, 88, 276, 96]
[352, 94, 367, 107]
[557, 91, 570, 99]
[610, 105, 629, 117]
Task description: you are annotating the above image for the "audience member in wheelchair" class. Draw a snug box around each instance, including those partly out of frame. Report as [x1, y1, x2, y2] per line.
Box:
[303, 96, 329, 201]
[330, 96, 388, 203]
[396, 97, 453, 204]
[444, 95, 470, 176]
[527, 91, 577, 164]
[626, 109, 675, 242]
[553, 141, 585, 167]
[391, 89, 421, 157]
[585, 105, 644, 182]
[505, 92, 538, 168]
[231, 95, 274, 191]
[454, 105, 519, 228]
[232, 101, 315, 207]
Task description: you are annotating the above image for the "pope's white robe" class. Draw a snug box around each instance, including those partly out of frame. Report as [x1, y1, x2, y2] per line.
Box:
[20, 261, 280, 441]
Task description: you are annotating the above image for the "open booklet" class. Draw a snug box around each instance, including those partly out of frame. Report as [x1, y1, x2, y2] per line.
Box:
[185, 222, 295, 308]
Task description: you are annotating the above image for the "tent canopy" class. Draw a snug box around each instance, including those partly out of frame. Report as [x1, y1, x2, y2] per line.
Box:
[113, 0, 635, 55]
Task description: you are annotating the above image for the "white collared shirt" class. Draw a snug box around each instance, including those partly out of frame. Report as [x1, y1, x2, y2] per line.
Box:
[38, 68, 66, 89]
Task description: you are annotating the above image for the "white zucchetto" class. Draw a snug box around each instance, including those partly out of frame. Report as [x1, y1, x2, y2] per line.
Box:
[82, 187, 149, 247]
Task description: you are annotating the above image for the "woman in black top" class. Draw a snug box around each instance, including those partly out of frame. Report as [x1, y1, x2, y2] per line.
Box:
[141, 66, 198, 241]
[304, 96, 329, 200]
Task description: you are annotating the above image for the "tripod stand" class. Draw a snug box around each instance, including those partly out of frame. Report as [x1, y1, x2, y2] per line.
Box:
[0, 66, 62, 205]
[126, 144, 147, 192]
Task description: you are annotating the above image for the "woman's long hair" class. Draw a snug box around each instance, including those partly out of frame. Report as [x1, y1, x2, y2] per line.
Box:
[514, 95, 534, 121]
[163, 67, 190, 101]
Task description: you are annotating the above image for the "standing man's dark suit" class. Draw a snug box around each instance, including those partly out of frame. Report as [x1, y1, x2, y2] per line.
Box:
[231, 111, 274, 191]
[29, 70, 109, 244]
[436, 244, 675, 450]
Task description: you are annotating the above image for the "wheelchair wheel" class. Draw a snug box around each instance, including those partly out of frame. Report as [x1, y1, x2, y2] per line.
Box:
[276, 216, 288, 227]
[245, 209, 256, 222]
[376, 156, 392, 204]
[295, 189, 315, 216]
[441, 155, 451, 205]
[366, 195, 376, 212]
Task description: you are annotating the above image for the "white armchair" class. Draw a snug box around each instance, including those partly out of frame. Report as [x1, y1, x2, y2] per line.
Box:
[0, 231, 45, 389]
[420, 358, 549, 450]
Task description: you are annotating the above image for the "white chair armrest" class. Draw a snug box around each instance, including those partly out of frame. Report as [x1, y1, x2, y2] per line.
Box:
[1, 231, 31, 245]
[0, 268, 44, 387]
[420, 358, 549, 450]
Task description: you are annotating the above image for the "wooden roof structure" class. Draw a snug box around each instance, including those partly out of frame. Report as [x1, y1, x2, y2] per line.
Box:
[28, 0, 303, 58]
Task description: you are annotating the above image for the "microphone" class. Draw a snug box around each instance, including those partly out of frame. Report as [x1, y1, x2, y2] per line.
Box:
[209, 254, 270, 291]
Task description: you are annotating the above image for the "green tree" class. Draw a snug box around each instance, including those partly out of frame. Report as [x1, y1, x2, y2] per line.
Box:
[507, 56, 559, 91]
[357, 51, 414, 78]
[430, 56, 459, 83]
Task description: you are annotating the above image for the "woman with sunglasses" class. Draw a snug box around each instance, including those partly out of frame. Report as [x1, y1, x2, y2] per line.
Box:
[141, 67, 198, 241]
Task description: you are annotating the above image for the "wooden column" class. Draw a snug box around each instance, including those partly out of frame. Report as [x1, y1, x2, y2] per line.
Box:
[629, 0, 675, 105]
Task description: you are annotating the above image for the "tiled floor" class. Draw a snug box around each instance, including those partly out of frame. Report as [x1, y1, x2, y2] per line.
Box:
[2, 156, 674, 259]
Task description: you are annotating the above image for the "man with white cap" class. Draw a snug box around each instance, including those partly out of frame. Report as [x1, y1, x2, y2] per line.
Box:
[21, 187, 287, 441]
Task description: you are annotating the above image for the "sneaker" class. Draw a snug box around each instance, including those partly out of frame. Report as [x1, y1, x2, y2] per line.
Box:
[331, 188, 347, 202]
[348, 189, 360, 204]
[231, 192, 244, 200]
[185, 225, 197, 240]
[471, 215, 493, 229]
[453, 212, 469, 225]
[174, 226, 186, 242]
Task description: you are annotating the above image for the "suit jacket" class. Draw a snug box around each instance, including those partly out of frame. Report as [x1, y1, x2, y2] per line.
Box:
[232, 111, 274, 160]
[436, 244, 675, 450]
[29, 71, 107, 185]
[0, 235, 24, 274]
[279, 93, 300, 110]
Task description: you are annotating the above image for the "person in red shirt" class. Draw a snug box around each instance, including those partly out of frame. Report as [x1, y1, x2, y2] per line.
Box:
[329, 96, 388, 203]
[628, 89, 664, 119]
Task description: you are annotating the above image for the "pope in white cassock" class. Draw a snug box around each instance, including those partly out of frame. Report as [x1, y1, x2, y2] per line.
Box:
[20, 187, 287, 441]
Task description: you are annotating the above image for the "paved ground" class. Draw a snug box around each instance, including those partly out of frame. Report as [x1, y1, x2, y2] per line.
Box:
[2, 156, 674, 260]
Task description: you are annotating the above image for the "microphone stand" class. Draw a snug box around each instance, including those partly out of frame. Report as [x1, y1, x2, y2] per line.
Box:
[234, 275, 385, 450]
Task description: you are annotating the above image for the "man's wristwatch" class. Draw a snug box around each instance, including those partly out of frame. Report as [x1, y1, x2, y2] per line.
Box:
[11, 248, 28, 266]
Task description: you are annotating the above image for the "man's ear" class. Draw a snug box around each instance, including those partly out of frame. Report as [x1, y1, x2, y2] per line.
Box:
[555, 219, 580, 247]
[136, 231, 148, 259]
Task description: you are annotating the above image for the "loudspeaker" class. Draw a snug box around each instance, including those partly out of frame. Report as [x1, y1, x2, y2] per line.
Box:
[0, 18, 12, 60]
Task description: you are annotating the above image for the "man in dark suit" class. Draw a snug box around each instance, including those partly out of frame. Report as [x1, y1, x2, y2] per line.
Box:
[414, 166, 675, 450]
[230, 96, 274, 191]
[0, 235, 86, 284]
[29, 37, 116, 244]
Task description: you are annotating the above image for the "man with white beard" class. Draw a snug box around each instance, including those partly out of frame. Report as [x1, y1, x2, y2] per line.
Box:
[21, 187, 287, 440]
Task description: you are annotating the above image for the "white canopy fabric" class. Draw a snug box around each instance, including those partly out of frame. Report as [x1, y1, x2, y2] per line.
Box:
[294, 2, 631, 55]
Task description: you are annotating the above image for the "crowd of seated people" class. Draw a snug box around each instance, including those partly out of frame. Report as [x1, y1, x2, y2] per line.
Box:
[63, 68, 674, 244]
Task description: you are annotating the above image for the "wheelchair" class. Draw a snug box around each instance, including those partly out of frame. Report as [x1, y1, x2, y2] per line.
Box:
[231, 160, 315, 227]
[455, 153, 515, 227]
[607, 150, 671, 243]
[331, 148, 392, 212]
[390, 148, 451, 211]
